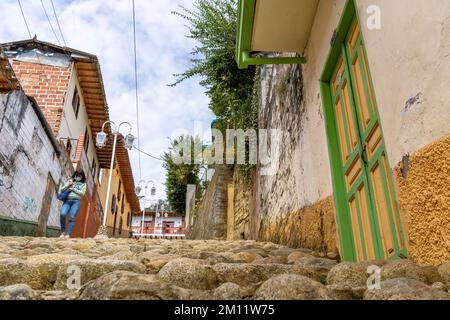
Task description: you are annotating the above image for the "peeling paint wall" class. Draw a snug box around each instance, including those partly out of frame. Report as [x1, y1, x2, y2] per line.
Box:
[0, 90, 72, 236]
[393, 134, 450, 266]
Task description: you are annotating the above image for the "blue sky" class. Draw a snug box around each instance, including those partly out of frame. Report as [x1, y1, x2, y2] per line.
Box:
[0, 0, 215, 200]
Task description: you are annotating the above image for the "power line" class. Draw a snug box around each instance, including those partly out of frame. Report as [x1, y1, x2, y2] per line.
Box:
[50, 0, 67, 47]
[133, 145, 164, 162]
[17, 0, 32, 39]
[132, 0, 143, 182]
[40, 0, 62, 46]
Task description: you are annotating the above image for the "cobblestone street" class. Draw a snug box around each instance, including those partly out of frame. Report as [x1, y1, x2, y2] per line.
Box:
[0, 237, 450, 300]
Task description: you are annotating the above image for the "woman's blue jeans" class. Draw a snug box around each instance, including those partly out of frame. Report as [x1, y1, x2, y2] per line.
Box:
[60, 200, 81, 236]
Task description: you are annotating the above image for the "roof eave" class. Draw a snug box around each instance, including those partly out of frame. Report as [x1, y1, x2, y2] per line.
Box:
[235, 0, 308, 69]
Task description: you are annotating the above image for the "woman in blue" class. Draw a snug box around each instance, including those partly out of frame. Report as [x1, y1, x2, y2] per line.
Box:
[59, 170, 87, 238]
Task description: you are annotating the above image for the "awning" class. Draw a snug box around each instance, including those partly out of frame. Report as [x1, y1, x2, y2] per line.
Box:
[236, 0, 319, 69]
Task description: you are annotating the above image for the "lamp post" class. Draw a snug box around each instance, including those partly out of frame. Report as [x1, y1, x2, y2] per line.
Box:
[136, 180, 156, 237]
[96, 121, 135, 237]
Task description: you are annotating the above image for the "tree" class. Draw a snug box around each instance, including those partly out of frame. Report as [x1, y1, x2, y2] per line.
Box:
[163, 135, 203, 214]
[171, 0, 257, 130]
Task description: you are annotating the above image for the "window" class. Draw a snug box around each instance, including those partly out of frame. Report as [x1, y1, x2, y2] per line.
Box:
[72, 88, 80, 119]
[127, 212, 131, 227]
[111, 194, 116, 215]
[118, 218, 123, 235]
[121, 194, 125, 214]
[117, 180, 122, 203]
[83, 128, 90, 153]
[91, 159, 97, 181]
[98, 169, 103, 185]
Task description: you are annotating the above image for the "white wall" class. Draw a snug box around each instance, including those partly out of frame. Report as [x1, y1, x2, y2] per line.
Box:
[0, 91, 72, 229]
[58, 65, 100, 183]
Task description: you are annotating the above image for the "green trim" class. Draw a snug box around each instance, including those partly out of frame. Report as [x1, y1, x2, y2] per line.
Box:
[0, 216, 60, 237]
[320, 0, 407, 261]
[320, 81, 356, 261]
[235, 0, 307, 69]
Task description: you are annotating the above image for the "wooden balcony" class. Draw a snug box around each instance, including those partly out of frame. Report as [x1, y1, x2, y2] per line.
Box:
[131, 226, 186, 239]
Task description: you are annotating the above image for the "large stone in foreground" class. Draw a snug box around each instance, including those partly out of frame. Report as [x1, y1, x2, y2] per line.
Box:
[0, 284, 35, 300]
[212, 263, 323, 287]
[255, 274, 335, 300]
[79, 271, 193, 300]
[54, 259, 146, 290]
[157, 258, 218, 290]
[364, 278, 450, 300]
[381, 260, 428, 283]
[437, 262, 450, 286]
[139, 253, 181, 274]
[0, 255, 86, 290]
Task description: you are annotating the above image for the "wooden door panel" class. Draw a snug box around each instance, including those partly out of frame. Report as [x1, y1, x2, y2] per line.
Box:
[328, 17, 406, 261]
[348, 180, 376, 261]
[333, 49, 378, 262]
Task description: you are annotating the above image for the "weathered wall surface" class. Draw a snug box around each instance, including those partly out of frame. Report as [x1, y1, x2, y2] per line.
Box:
[0, 90, 72, 236]
[252, 0, 450, 259]
[256, 62, 339, 254]
[354, 0, 450, 167]
[230, 168, 256, 240]
[188, 165, 233, 240]
[393, 133, 450, 266]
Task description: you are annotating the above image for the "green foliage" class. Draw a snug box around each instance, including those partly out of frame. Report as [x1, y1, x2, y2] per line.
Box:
[163, 135, 203, 214]
[171, 0, 256, 130]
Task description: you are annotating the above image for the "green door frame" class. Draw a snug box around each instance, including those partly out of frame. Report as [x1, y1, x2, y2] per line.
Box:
[319, 0, 407, 261]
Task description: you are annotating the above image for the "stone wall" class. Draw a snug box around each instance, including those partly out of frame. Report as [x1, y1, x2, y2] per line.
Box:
[229, 168, 255, 240]
[254, 63, 339, 255]
[0, 90, 72, 236]
[188, 165, 233, 240]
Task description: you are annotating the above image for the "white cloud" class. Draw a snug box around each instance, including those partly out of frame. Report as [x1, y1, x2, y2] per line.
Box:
[0, 0, 215, 200]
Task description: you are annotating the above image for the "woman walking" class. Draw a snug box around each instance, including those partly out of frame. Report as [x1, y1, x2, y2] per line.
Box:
[58, 170, 87, 239]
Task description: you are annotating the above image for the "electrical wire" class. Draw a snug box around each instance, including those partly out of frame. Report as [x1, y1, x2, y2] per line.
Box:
[17, 0, 32, 38]
[132, 0, 143, 182]
[133, 145, 164, 162]
[40, 0, 62, 46]
[50, 0, 67, 47]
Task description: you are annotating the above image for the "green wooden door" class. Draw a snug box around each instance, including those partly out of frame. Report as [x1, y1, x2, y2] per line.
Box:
[329, 18, 407, 261]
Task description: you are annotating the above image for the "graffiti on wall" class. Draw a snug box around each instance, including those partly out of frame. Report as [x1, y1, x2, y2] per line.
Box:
[22, 197, 38, 214]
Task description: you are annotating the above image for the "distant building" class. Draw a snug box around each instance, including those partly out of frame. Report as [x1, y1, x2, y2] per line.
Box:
[131, 200, 186, 239]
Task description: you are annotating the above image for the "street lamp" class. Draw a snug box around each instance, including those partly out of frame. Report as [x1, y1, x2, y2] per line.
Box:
[136, 180, 156, 237]
[96, 121, 134, 237]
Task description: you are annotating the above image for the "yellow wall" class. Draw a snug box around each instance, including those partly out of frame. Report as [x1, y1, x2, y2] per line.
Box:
[98, 159, 134, 237]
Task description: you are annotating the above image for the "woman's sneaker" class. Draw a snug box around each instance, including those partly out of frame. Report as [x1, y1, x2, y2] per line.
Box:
[59, 233, 66, 239]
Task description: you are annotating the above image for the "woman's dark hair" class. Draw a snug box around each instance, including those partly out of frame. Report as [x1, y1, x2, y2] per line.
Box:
[72, 170, 86, 183]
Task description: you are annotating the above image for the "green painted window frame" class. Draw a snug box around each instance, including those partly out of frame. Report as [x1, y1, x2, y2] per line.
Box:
[235, 0, 307, 69]
[320, 0, 407, 261]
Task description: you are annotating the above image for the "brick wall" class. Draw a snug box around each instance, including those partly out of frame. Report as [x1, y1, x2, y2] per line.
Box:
[0, 90, 73, 236]
[10, 60, 72, 136]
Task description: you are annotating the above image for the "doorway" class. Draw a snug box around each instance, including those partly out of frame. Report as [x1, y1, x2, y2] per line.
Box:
[320, 1, 407, 261]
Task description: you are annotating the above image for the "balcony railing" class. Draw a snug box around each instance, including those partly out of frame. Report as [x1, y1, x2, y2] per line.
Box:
[131, 226, 186, 237]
